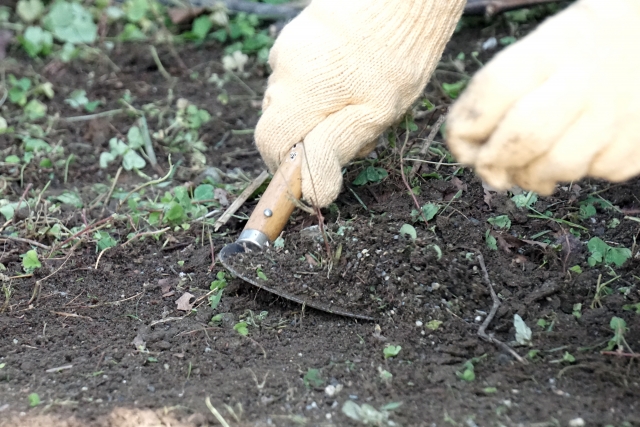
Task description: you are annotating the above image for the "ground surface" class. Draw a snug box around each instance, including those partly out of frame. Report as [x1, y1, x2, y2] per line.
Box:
[1, 5, 640, 427]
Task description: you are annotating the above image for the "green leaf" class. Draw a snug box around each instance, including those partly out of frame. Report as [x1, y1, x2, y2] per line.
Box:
[487, 215, 511, 230]
[383, 344, 401, 359]
[5, 155, 20, 164]
[28, 393, 40, 407]
[127, 126, 145, 149]
[54, 192, 83, 208]
[256, 267, 268, 281]
[579, 204, 596, 220]
[421, 203, 439, 221]
[233, 321, 249, 336]
[24, 138, 51, 153]
[273, 236, 285, 248]
[441, 80, 467, 99]
[22, 249, 41, 272]
[562, 352, 575, 363]
[605, 247, 631, 267]
[399, 224, 417, 241]
[0, 205, 14, 221]
[99, 152, 116, 169]
[94, 231, 117, 252]
[20, 26, 53, 57]
[352, 166, 388, 185]
[24, 99, 47, 120]
[109, 137, 128, 155]
[607, 218, 621, 229]
[208, 290, 224, 310]
[84, 100, 101, 112]
[17, 0, 45, 23]
[43, 1, 97, 44]
[125, 0, 149, 22]
[610, 316, 627, 331]
[623, 303, 640, 314]
[165, 202, 185, 224]
[425, 320, 442, 330]
[511, 192, 537, 208]
[192, 15, 213, 40]
[499, 36, 517, 45]
[456, 361, 475, 382]
[303, 368, 324, 388]
[193, 184, 215, 201]
[485, 229, 497, 250]
[65, 89, 88, 109]
[119, 23, 147, 41]
[569, 265, 582, 274]
[572, 303, 582, 319]
[122, 149, 146, 171]
[39, 158, 52, 168]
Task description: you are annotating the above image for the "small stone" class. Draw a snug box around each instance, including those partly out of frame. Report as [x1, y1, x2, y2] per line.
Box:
[325, 385, 336, 397]
[569, 418, 585, 427]
[415, 320, 423, 327]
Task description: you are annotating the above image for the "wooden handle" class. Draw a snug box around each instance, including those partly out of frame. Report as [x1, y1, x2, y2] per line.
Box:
[243, 143, 304, 242]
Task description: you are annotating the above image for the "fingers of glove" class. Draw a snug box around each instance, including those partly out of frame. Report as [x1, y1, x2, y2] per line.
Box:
[509, 111, 609, 194]
[255, 87, 332, 173]
[300, 105, 385, 207]
[447, 39, 558, 164]
[446, 4, 584, 165]
[589, 112, 640, 182]
[473, 68, 589, 190]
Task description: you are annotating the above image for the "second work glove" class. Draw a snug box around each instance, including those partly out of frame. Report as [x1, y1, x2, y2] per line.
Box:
[255, 0, 465, 207]
[447, 0, 640, 194]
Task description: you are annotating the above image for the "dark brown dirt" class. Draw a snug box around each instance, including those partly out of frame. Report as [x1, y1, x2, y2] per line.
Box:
[2, 6, 640, 427]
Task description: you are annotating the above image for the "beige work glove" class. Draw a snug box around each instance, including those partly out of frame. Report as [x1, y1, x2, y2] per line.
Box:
[255, 0, 465, 207]
[447, 0, 640, 194]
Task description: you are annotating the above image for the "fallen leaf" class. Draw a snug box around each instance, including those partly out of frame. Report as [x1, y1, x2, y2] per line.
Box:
[132, 334, 146, 351]
[162, 291, 175, 298]
[175, 292, 195, 311]
[214, 188, 229, 206]
[492, 231, 525, 254]
[305, 253, 318, 266]
[167, 7, 205, 25]
[451, 176, 467, 192]
[483, 189, 493, 208]
[158, 278, 173, 294]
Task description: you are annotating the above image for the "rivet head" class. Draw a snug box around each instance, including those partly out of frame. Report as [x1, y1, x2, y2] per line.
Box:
[263, 209, 273, 217]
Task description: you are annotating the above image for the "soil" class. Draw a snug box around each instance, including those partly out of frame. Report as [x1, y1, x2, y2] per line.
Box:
[2, 6, 640, 427]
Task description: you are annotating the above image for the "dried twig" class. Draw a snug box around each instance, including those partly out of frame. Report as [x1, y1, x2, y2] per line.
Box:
[50, 311, 93, 321]
[122, 227, 171, 246]
[205, 397, 231, 427]
[399, 122, 429, 225]
[476, 253, 528, 364]
[409, 113, 447, 180]
[212, 170, 269, 230]
[1, 236, 50, 250]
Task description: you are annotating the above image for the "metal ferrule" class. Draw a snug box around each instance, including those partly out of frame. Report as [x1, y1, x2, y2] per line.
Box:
[237, 229, 269, 251]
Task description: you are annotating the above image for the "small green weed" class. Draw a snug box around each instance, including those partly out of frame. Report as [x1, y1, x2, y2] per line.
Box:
[487, 215, 511, 230]
[605, 317, 632, 353]
[209, 271, 228, 310]
[303, 368, 324, 389]
[353, 166, 388, 186]
[28, 392, 40, 407]
[383, 344, 402, 359]
[399, 224, 417, 241]
[587, 237, 631, 267]
[21, 249, 41, 273]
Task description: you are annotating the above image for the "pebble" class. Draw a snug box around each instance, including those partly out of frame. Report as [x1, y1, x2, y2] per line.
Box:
[482, 37, 497, 50]
[569, 418, 585, 427]
[415, 320, 423, 327]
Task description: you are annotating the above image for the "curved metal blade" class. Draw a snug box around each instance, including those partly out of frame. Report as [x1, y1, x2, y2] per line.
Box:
[218, 243, 374, 321]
